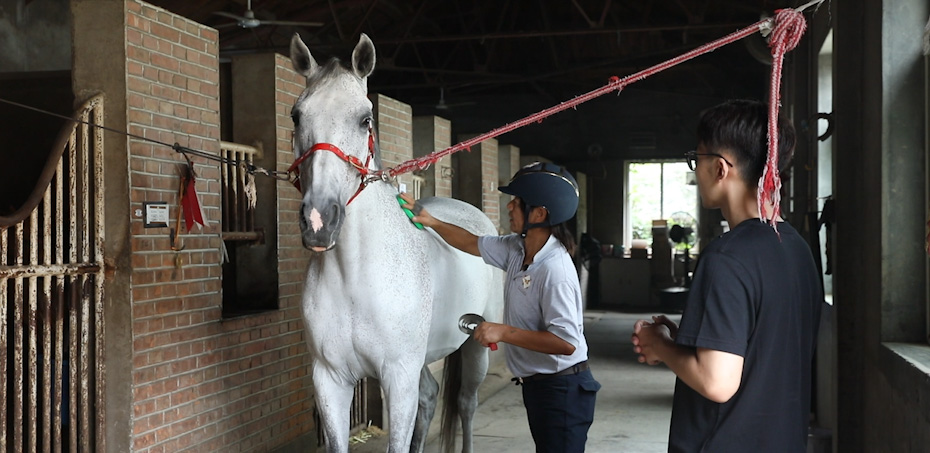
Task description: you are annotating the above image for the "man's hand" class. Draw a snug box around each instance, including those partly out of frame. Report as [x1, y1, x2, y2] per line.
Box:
[632, 318, 675, 365]
[632, 316, 744, 402]
[651, 315, 679, 339]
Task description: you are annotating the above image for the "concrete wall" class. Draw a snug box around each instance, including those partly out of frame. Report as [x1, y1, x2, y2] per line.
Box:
[0, 0, 70, 71]
[832, 0, 930, 451]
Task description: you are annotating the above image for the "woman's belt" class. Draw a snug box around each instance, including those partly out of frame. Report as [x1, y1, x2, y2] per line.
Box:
[519, 361, 590, 383]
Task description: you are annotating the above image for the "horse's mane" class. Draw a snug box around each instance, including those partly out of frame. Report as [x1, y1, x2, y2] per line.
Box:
[306, 58, 353, 87]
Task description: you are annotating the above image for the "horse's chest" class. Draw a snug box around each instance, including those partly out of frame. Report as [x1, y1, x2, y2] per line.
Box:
[303, 263, 432, 351]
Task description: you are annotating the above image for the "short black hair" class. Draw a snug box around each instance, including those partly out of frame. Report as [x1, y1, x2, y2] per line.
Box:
[697, 99, 796, 188]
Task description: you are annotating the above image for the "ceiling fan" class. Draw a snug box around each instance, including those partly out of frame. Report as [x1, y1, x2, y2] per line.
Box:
[434, 87, 476, 111]
[213, 0, 323, 29]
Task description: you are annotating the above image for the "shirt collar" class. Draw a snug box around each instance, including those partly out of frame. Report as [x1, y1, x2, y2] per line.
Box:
[523, 234, 560, 270]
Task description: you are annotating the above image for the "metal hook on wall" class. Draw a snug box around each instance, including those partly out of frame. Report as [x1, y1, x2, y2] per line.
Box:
[811, 112, 834, 142]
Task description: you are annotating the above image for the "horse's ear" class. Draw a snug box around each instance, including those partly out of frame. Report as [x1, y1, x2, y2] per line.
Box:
[351, 33, 376, 79]
[290, 33, 318, 79]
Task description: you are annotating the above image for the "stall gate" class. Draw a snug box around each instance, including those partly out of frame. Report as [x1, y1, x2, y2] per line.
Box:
[219, 141, 259, 242]
[1, 94, 106, 452]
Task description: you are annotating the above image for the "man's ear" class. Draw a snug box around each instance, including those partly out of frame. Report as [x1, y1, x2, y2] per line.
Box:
[715, 157, 731, 182]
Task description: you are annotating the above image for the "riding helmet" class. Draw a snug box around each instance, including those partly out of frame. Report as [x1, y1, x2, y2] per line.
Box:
[498, 162, 579, 225]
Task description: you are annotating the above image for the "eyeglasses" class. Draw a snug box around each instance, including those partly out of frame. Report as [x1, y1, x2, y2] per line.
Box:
[685, 150, 734, 171]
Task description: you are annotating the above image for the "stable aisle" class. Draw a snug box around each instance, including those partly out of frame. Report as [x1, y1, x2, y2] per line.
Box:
[424, 311, 679, 453]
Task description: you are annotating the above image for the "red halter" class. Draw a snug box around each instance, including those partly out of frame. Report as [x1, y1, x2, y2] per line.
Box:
[287, 127, 378, 205]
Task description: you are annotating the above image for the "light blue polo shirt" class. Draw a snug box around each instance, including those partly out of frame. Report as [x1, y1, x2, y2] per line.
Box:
[477, 233, 589, 378]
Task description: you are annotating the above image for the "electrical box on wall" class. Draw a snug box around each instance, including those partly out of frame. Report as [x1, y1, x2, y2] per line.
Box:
[143, 202, 168, 228]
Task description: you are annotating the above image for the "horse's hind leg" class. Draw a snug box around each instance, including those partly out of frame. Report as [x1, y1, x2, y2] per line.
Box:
[410, 365, 439, 453]
[457, 338, 490, 453]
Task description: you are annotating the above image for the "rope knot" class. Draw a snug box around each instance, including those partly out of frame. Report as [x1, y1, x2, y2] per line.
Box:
[758, 8, 807, 235]
[769, 9, 806, 55]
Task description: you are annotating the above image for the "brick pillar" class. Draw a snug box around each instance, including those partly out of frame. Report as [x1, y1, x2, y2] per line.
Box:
[453, 135, 500, 231]
[497, 144, 521, 233]
[412, 116, 453, 198]
[371, 93, 413, 192]
[574, 171, 588, 238]
[272, 53, 313, 311]
[76, 2, 318, 452]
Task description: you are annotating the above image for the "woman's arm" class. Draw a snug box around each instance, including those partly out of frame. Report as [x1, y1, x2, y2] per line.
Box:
[399, 192, 481, 256]
[475, 322, 576, 355]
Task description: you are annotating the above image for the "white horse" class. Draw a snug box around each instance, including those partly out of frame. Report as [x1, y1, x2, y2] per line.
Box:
[289, 33, 503, 453]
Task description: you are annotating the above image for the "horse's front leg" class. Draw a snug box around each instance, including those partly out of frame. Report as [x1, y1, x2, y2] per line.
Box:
[382, 365, 424, 453]
[312, 364, 356, 453]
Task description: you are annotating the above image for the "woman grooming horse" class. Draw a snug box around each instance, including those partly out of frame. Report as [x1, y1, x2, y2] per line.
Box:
[402, 162, 601, 453]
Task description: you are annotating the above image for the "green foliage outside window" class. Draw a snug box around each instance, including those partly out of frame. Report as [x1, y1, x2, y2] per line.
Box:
[627, 161, 697, 245]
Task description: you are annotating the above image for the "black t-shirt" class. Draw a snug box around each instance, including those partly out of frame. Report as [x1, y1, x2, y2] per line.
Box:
[669, 219, 822, 453]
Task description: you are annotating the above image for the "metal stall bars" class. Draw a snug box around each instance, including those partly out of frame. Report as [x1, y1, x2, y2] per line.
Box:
[1, 94, 106, 452]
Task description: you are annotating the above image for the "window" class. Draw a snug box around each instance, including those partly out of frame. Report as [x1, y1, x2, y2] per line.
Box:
[624, 160, 698, 252]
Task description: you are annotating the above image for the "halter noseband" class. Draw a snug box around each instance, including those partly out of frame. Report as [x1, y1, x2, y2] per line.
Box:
[287, 126, 380, 205]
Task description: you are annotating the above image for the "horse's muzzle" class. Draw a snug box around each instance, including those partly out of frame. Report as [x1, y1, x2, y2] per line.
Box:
[299, 201, 344, 252]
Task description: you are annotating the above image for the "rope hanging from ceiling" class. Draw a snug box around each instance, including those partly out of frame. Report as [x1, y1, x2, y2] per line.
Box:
[381, 0, 823, 232]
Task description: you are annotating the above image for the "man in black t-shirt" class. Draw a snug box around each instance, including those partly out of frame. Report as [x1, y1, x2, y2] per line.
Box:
[631, 100, 822, 452]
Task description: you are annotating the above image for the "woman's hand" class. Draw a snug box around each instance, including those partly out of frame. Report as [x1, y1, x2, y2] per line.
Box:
[399, 192, 439, 228]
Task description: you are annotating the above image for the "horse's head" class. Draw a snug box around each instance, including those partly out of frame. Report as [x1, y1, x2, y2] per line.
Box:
[289, 33, 378, 252]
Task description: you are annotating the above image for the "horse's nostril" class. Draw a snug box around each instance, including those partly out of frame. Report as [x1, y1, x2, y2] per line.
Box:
[300, 205, 309, 229]
[327, 204, 341, 228]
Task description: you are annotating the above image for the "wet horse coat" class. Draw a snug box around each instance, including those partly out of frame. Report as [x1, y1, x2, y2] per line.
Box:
[289, 33, 503, 452]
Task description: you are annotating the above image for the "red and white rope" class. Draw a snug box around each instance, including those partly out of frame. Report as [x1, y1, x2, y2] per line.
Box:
[380, 4, 814, 237]
[759, 8, 806, 232]
[382, 17, 771, 179]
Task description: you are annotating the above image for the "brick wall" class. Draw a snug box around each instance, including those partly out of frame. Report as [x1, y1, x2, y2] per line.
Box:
[412, 115, 453, 198]
[371, 93, 414, 192]
[433, 118, 453, 198]
[480, 139, 501, 232]
[125, 2, 313, 451]
[453, 136, 500, 231]
[497, 144, 521, 233]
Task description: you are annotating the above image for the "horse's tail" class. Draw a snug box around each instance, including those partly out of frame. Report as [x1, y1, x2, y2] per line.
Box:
[439, 347, 463, 453]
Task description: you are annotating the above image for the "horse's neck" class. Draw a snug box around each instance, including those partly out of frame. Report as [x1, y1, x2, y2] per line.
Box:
[336, 182, 407, 258]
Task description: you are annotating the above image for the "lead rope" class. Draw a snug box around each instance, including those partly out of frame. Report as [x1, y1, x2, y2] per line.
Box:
[380, 16, 770, 179]
[380, 2, 820, 235]
[759, 8, 807, 234]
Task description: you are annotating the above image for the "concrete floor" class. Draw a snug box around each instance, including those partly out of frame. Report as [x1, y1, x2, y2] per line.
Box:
[352, 310, 680, 452]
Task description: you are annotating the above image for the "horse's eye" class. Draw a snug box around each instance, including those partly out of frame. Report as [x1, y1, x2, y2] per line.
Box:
[291, 112, 300, 126]
[362, 117, 372, 127]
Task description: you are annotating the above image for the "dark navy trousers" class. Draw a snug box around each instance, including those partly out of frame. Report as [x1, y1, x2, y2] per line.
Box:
[521, 368, 600, 453]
